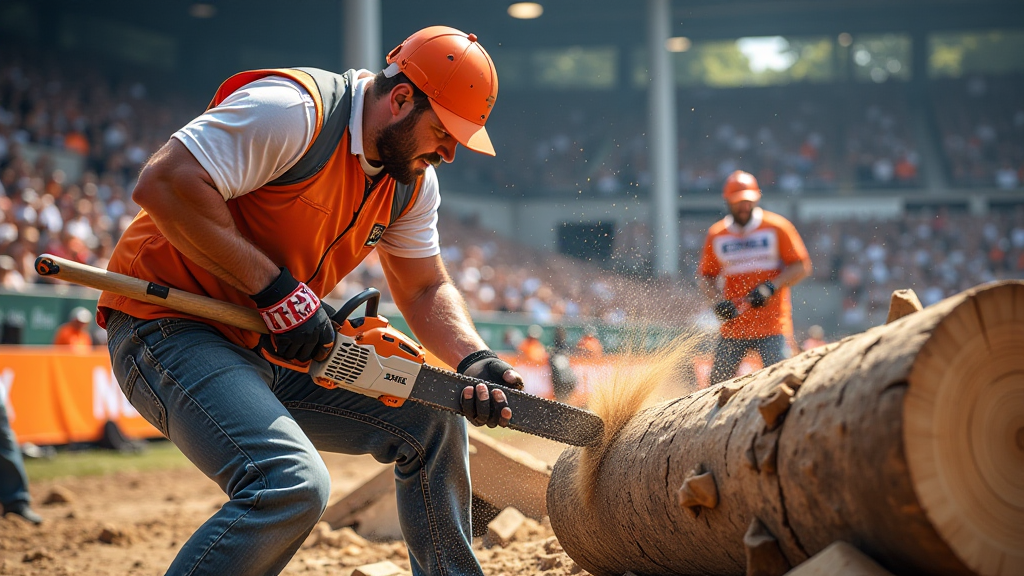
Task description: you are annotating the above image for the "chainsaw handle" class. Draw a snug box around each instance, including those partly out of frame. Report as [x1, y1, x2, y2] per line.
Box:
[332, 287, 380, 324]
[34, 253, 268, 334]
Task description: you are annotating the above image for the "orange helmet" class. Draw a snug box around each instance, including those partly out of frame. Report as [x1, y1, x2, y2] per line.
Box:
[384, 26, 498, 156]
[722, 170, 761, 203]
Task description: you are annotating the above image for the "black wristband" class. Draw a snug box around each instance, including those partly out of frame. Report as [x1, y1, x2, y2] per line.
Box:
[250, 267, 295, 308]
[457, 349, 498, 374]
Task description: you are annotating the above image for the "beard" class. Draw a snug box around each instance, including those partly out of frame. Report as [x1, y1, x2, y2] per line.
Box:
[375, 108, 442, 185]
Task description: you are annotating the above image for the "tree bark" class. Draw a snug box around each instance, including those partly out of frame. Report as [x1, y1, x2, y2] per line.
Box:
[547, 281, 1024, 576]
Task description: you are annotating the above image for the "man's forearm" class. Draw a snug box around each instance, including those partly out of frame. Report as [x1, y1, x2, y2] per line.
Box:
[134, 141, 280, 294]
[395, 280, 488, 369]
[772, 259, 812, 290]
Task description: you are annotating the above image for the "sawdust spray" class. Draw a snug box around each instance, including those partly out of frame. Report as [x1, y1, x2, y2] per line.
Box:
[576, 324, 710, 507]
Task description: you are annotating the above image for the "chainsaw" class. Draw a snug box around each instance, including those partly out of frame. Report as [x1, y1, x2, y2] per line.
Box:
[34, 254, 604, 447]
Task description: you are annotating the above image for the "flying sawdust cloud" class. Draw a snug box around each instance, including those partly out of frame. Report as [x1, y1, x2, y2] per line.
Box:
[574, 282, 713, 505]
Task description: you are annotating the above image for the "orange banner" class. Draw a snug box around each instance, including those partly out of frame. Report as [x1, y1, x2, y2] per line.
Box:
[0, 347, 161, 445]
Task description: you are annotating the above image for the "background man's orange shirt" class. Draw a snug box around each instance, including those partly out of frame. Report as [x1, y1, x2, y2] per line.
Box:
[53, 324, 93, 352]
[699, 209, 809, 339]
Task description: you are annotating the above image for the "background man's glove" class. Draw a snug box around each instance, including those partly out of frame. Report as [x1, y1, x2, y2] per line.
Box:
[713, 300, 739, 321]
[747, 280, 777, 308]
[456, 350, 520, 428]
[457, 350, 523, 390]
[251, 267, 335, 364]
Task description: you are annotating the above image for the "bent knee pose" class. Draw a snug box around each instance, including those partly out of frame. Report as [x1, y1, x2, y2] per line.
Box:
[99, 27, 520, 576]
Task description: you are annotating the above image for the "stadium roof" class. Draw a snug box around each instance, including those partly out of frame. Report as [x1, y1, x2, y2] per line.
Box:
[34, 0, 1024, 54]
[64, 0, 1024, 45]
[6, 0, 1021, 95]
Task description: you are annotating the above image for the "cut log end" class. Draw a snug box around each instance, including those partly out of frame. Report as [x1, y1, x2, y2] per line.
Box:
[905, 282, 1024, 576]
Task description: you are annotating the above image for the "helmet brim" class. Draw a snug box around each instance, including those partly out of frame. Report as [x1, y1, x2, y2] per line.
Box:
[429, 99, 495, 156]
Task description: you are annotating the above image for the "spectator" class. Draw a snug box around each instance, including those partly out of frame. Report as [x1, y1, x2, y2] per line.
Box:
[518, 324, 550, 364]
[548, 326, 577, 402]
[575, 326, 604, 358]
[0, 255, 26, 291]
[801, 325, 828, 351]
[0, 391, 42, 525]
[53, 306, 93, 352]
[996, 162, 1020, 190]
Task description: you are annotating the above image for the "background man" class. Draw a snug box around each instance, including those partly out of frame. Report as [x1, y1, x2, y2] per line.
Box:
[97, 26, 520, 576]
[53, 307, 94, 352]
[0, 392, 42, 525]
[698, 170, 812, 385]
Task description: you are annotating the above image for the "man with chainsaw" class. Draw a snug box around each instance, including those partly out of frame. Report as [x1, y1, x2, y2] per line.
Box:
[698, 170, 812, 385]
[97, 27, 520, 576]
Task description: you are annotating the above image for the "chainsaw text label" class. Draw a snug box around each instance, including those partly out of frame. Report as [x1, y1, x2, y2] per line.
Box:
[383, 373, 408, 385]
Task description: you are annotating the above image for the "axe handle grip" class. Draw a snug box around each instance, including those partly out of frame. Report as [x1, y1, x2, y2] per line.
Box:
[34, 253, 269, 334]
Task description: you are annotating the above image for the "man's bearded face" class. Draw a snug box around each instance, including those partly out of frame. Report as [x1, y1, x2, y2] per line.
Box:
[376, 107, 442, 185]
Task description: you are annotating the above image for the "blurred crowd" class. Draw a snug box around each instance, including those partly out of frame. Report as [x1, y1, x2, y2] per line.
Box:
[333, 211, 696, 326]
[801, 207, 1024, 328]
[0, 47, 193, 290]
[933, 76, 1024, 189]
[2, 47, 1022, 338]
[0, 48, 696, 327]
[456, 77, 1022, 196]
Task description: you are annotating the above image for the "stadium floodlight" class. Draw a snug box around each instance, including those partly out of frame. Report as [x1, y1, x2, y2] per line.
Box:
[508, 2, 543, 19]
[189, 3, 217, 18]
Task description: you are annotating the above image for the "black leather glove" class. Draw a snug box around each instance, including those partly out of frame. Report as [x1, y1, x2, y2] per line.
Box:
[460, 383, 511, 428]
[713, 300, 739, 321]
[251, 267, 335, 364]
[747, 280, 777, 308]
[457, 350, 523, 390]
[457, 350, 519, 428]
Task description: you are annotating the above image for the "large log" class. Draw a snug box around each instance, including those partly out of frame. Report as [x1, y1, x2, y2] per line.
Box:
[547, 281, 1024, 576]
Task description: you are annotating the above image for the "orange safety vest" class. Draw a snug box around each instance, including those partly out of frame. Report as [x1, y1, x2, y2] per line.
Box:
[698, 210, 809, 339]
[98, 68, 422, 349]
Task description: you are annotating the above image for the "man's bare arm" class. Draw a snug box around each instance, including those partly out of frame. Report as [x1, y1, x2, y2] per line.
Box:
[377, 251, 489, 368]
[772, 258, 813, 290]
[132, 139, 279, 294]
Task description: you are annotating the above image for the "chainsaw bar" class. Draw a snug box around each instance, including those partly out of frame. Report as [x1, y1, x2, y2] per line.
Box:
[411, 365, 605, 447]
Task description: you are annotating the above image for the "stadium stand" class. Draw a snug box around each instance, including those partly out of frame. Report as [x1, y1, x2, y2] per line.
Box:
[1, 41, 1022, 341]
[932, 75, 1024, 189]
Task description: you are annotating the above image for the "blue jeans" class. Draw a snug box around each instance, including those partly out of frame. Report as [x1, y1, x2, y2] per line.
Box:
[709, 335, 788, 385]
[0, 391, 31, 510]
[106, 311, 479, 576]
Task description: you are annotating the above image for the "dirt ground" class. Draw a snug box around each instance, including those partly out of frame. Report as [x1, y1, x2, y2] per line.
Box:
[0, 438, 588, 576]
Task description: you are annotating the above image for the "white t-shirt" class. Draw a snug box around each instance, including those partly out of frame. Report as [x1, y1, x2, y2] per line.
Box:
[172, 72, 440, 258]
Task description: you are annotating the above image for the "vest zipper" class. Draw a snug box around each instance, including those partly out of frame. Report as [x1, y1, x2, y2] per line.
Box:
[304, 177, 381, 285]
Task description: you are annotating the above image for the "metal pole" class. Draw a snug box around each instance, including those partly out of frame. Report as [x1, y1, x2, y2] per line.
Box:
[647, 0, 679, 278]
[342, 0, 382, 71]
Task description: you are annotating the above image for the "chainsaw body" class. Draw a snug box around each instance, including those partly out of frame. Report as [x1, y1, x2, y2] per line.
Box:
[310, 290, 426, 407]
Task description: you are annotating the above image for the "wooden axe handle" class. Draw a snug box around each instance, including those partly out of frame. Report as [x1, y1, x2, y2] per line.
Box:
[34, 253, 268, 334]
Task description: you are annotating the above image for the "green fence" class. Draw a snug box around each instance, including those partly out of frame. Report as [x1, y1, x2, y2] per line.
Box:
[0, 289, 101, 345]
[0, 288, 689, 352]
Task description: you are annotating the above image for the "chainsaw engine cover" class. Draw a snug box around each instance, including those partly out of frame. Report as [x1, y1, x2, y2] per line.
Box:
[309, 315, 425, 399]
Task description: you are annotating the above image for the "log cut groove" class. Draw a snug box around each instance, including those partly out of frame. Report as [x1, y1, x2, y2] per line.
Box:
[548, 282, 1024, 576]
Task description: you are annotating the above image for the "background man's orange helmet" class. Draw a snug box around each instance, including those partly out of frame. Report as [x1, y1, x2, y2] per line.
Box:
[722, 170, 762, 203]
[384, 26, 498, 156]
